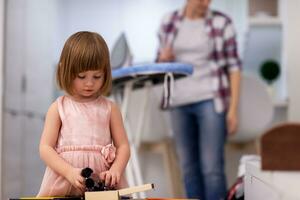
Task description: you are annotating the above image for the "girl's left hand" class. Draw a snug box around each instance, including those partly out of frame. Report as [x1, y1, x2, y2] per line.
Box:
[100, 169, 121, 188]
[226, 109, 238, 135]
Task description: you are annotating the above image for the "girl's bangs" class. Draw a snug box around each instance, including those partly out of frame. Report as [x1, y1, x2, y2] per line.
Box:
[73, 43, 106, 74]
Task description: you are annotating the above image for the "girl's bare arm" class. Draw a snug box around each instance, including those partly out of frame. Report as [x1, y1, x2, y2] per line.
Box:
[39, 101, 84, 191]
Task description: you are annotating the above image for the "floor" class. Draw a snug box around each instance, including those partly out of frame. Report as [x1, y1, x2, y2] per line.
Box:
[139, 139, 258, 198]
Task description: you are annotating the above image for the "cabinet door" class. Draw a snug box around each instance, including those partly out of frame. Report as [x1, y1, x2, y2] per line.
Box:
[20, 116, 45, 196]
[3, 1, 26, 198]
[2, 113, 24, 198]
[3, 113, 45, 198]
[3, 0, 59, 199]
[245, 174, 280, 200]
[23, 0, 57, 115]
[4, 0, 26, 111]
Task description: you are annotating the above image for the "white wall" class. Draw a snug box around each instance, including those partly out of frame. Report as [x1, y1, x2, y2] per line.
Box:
[57, 0, 247, 63]
[0, 0, 5, 197]
[57, 0, 185, 63]
[282, 0, 300, 121]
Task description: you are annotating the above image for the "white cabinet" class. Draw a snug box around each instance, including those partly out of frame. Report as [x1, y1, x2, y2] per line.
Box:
[248, 0, 282, 26]
[3, 0, 59, 199]
[245, 174, 280, 200]
[245, 158, 300, 200]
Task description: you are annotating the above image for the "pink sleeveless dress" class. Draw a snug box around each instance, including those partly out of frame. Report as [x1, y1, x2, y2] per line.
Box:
[37, 95, 125, 197]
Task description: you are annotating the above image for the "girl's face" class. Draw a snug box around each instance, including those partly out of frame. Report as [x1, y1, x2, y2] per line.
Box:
[72, 70, 104, 100]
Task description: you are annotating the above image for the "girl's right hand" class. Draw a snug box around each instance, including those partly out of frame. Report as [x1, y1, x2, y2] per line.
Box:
[65, 167, 85, 193]
[158, 47, 175, 62]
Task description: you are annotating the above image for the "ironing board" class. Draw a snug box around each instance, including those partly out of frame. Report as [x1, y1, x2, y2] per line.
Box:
[113, 63, 193, 85]
[111, 63, 193, 198]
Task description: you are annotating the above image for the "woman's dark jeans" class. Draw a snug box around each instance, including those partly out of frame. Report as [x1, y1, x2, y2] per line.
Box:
[170, 99, 227, 200]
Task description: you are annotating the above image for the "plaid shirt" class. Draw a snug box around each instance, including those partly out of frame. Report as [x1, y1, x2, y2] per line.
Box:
[157, 8, 242, 112]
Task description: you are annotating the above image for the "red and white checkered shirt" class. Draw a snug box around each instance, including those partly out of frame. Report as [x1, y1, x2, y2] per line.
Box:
[157, 8, 242, 112]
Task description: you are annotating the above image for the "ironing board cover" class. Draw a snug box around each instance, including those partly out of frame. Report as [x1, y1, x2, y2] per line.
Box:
[111, 63, 193, 109]
[112, 62, 193, 84]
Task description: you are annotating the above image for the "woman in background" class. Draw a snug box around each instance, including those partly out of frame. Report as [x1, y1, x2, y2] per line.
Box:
[157, 0, 242, 199]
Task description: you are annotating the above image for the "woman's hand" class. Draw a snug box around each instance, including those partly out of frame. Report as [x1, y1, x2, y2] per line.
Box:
[158, 47, 175, 62]
[65, 167, 85, 193]
[100, 169, 121, 188]
[226, 109, 238, 135]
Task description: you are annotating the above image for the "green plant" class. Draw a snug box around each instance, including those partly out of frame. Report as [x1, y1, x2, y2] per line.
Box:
[259, 60, 280, 84]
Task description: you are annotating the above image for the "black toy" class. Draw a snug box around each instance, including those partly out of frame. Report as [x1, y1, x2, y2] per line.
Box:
[81, 167, 113, 192]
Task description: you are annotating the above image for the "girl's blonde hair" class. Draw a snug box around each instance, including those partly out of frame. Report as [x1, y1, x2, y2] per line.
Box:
[57, 31, 112, 95]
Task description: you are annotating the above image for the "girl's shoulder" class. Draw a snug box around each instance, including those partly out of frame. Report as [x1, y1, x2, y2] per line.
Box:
[104, 97, 122, 115]
[55, 95, 66, 104]
[54, 95, 67, 120]
[47, 99, 59, 112]
[100, 96, 122, 115]
[55, 95, 68, 111]
[100, 96, 114, 110]
[43, 99, 61, 121]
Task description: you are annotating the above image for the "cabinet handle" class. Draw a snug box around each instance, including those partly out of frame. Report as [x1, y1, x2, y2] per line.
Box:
[21, 75, 26, 93]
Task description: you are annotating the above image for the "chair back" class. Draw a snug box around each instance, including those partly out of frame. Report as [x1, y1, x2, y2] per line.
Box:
[230, 73, 274, 142]
[261, 123, 300, 170]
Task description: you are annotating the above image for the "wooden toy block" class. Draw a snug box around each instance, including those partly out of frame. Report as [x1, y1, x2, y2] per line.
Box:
[85, 183, 154, 200]
[85, 190, 118, 200]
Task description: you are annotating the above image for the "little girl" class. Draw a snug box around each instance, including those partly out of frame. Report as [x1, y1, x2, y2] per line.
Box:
[37, 31, 130, 197]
